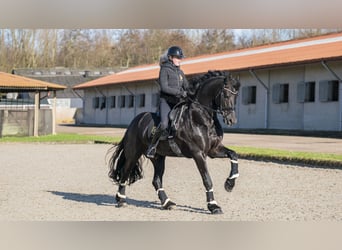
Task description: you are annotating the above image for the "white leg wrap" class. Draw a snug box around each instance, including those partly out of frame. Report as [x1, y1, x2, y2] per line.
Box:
[116, 192, 126, 199]
[208, 200, 218, 205]
[162, 198, 170, 207]
[206, 188, 214, 193]
[229, 173, 240, 179]
[119, 181, 128, 186]
[231, 160, 238, 164]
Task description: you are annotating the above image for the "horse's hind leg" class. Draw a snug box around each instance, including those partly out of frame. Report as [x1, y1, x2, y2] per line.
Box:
[151, 155, 176, 210]
[115, 153, 143, 207]
[116, 180, 128, 207]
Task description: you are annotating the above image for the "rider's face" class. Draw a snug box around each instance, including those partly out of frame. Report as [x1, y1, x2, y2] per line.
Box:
[171, 56, 182, 66]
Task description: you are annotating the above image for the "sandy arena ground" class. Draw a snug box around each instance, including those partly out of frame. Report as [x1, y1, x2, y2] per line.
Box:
[0, 143, 341, 221]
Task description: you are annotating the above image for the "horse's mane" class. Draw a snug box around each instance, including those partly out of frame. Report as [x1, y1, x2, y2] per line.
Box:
[188, 70, 228, 97]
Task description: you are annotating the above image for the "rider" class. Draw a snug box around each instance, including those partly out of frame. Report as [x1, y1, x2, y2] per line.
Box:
[146, 46, 189, 158]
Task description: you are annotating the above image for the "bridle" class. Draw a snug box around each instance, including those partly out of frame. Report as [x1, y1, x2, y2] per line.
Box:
[215, 78, 239, 115]
[188, 74, 239, 116]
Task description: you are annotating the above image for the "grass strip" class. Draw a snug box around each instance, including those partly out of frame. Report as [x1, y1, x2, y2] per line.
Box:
[230, 146, 342, 168]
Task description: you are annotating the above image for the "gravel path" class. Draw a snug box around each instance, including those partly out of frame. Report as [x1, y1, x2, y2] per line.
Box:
[0, 143, 341, 221]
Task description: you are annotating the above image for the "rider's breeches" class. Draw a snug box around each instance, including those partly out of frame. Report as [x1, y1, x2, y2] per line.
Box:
[160, 98, 171, 130]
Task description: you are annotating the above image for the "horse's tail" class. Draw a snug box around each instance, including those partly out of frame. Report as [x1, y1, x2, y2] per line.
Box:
[108, 130, 143, 185]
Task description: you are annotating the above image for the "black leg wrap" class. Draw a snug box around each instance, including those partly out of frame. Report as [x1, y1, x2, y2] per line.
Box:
[158, 189, 168, 202]
[229, 162, 239, 179]
[206, 190, 215, 202]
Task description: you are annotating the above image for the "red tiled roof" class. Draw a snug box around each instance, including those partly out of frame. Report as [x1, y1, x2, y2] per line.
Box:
[0, 72, 67, 91]
[74, 32, 342, 90]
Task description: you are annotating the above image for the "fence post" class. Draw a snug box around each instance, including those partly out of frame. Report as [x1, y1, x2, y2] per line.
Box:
[34, 91, 40, 137]
[52, 90, 56, 135]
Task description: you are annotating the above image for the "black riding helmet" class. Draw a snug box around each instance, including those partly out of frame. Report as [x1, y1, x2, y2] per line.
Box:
[167, 46, 185, 59]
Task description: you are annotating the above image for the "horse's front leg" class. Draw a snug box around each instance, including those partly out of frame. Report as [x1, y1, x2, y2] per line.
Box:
[150, 155, 176, 210]
[193, 153, 223, 214]
[209, 144, 239, 192]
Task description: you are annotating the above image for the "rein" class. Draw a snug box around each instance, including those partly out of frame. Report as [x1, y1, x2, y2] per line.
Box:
[187, 97, 220, 114]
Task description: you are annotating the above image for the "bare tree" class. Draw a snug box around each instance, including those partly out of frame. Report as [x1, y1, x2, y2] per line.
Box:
[196, 29, 235, 55]
[1, 29, 341, 73]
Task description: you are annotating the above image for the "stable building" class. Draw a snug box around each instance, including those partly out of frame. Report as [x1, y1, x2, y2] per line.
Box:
[13, 68, 116, 124]
[74, 32, 342, 132]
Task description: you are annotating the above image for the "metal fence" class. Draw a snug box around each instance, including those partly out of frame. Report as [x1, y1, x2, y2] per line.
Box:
[0, 97, 52, 137]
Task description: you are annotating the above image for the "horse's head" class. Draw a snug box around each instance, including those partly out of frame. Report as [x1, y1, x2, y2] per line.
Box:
[189, 71, 240, 126]
[215, 73, 240, 126]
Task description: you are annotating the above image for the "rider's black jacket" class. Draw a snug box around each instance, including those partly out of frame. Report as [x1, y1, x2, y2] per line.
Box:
[159, 61, 189, 106]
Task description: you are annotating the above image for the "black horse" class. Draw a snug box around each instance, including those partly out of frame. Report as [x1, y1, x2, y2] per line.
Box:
[108, 70, 240, 214]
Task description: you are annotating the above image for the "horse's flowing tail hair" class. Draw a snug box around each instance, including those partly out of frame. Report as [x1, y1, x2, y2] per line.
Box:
[108, 136, 143, 185]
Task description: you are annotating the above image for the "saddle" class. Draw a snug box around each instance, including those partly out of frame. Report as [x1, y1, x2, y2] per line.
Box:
[148, 102, 186, 157]
[167, 101, 186, 138]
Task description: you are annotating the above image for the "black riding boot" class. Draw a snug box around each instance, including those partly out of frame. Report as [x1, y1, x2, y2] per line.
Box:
[146, 127, 167, 158]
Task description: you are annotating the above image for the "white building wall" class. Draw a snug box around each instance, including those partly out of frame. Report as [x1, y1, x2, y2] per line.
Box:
[82, 81, 160, 126]
[269, 66, 305, 130]
[232, 62, 342, 131]
[83, 89, 96, 124]
[302, 63, 340, 131]
[234, 71, 267, 129]
[326, 61, 342, 131]
[106, 86, 120, 125]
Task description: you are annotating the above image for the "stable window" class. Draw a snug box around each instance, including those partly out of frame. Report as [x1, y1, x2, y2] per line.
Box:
[137, 94, 145, 107]
[319, 80, 339, 102]
[297, 81, 315, 103]
[99, 96, 106, 110]
[128, 95, 134, 108]
[110, 96, 116, 108]
[119, 95, 126, 108]
[242, 86, 257, 105]
[273, 83, 289, 103]
[93, 97, 99, 109]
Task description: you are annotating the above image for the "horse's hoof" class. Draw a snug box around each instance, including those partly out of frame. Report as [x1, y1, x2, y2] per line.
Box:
[208, 203, 223, 214]
[224, 178, 235, 192]
[162, 200, 176, 210]
[116, 201, 127, 208]
[211, 208, 223, 214]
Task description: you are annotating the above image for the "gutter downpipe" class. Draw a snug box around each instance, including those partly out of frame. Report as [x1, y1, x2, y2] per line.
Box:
[249, 69, 269, 129]
[321, 60, 342, 131]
